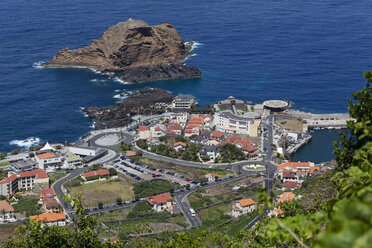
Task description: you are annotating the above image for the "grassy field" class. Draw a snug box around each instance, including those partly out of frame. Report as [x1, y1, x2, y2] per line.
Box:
[66, 178, 135, 208]
[94, 208, 133, 222]
[49, 172, 67, 185]
[198, 202, 232, 227]
[133, 179, 180, 198]
[138, 157, 233, 181]
[0, 161, 10, 167]
[225, 211, 259, 236]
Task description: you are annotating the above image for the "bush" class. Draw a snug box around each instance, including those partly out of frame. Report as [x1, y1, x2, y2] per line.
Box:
[136, 139, 148, 150]
[116, 197, 122, 205]
[11, 149, 21, 155]
[98, 202, 103, 209]
[109, 168, 117, 176]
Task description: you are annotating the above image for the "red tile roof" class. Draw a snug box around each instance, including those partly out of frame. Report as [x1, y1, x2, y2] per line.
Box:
[83, 169, 110, 178]
[138, 125, 149, 132]
[148, 193, 173, 205]
[40, 188, 55, 198]
[0, 169, 48, 184]
[282, 181, 302, 189]
[37, 153, 56, 159]
[212, 132, 224, 138]
[42, 198, 60, 209]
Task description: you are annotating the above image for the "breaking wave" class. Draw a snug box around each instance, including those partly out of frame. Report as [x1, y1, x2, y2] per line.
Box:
[10, 137, 41, 148]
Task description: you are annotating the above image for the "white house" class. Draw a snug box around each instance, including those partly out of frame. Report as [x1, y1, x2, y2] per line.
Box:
[204, 173, 218, 182]
[147, 194, 174, 212]
[174, 142, 187, 152]
[30, 213, 67, 227]
[232, 198, 255, 218]
[35, 153, 61, 171]
[0, 200, 16, 223]
[138, 126, 151, 140]
[199, 145, 220, 160]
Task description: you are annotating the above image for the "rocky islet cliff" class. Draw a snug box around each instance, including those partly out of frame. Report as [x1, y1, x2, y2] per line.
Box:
[42, 19, 201, 83]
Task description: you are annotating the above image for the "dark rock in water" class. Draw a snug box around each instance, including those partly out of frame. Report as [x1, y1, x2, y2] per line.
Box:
[83, 88, 173, 129]
[103, 63, 201, 83]
[42, 19, 201, 83]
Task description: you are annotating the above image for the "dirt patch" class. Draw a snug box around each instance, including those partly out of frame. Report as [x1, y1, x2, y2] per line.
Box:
[275, 118, 303, 132]
[0, 224, 19, 243]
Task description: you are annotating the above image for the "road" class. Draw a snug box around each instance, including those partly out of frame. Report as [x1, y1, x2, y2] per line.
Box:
[53, 113, 278, 228]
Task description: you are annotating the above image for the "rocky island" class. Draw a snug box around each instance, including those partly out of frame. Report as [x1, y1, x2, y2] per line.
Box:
[42, 19, 202, 83]
[83, 88, 173, 129]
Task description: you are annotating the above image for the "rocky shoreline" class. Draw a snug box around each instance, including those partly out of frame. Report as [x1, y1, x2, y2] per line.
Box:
[42, 19, 202, 83]
[83, 88, 173, 129]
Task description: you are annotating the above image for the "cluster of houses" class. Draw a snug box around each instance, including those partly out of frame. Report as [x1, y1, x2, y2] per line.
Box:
[6, 142, 108, 174]
[138, 114, 260, 162]
[269, 192, 297, 217]
[275, 162, 320, 190]
[0, 168, 67, 226]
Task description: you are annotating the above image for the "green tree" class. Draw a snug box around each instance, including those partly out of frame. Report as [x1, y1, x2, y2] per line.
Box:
[97, 202, 103, 209]
[108, 168, 117, 176]
[116, 197, 122, 205]
[10, 149, 21, 155]
[0, 152, 7, 160]
[136, 139, 148, 150]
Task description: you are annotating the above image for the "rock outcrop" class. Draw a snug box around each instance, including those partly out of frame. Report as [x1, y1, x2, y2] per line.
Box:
[42, 19, 201, 83]
[83, 88, 173, 129]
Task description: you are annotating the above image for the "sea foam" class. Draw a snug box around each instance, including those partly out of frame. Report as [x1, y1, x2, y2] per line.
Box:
[32, 61, 45, 69]
[10, 137, 41, 148]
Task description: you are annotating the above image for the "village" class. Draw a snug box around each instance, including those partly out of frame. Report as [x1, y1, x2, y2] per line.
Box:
[0, 93, 339, 240]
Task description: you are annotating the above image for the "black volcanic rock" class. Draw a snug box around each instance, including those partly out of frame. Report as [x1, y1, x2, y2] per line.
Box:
[83, 88, 173, 129]
[42, 19, 202, 83]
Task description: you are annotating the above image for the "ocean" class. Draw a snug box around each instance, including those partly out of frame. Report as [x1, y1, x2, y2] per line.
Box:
[1, 0, 371, 162]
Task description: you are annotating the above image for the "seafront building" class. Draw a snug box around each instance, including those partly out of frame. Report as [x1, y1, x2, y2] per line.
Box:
[213, 111, 261, 137]
[35, 153, 62, 171]
[170, 94, 198, 110]
[0, 169, 49, 197]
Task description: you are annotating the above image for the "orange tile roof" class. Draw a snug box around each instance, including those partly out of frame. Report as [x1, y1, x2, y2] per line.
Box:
[30, 213, 66, 223]
[0, 200, 14, 212]
[174, 142, 186, 147]
[212, 132, 224, 138]
[40, 188, 55, 198]
[239, 198, 255, 207]
[37, 153, 56, 159]
[148, 193, 173, 205]
[139, 125, 149, 132]
[125, 151, 137, 157]
[278, 192, 296, 203]
[278, 162, 310, 170]
[273, 208, 284, 215]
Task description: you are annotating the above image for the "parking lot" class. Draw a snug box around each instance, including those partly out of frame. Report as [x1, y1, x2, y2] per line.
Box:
[108, 156, 195, 186]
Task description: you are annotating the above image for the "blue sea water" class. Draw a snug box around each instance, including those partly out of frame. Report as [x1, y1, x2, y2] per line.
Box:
[1, 0, 371, 160]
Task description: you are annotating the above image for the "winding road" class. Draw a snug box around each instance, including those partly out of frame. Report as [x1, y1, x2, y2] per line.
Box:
[52, 113, 278, 229]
